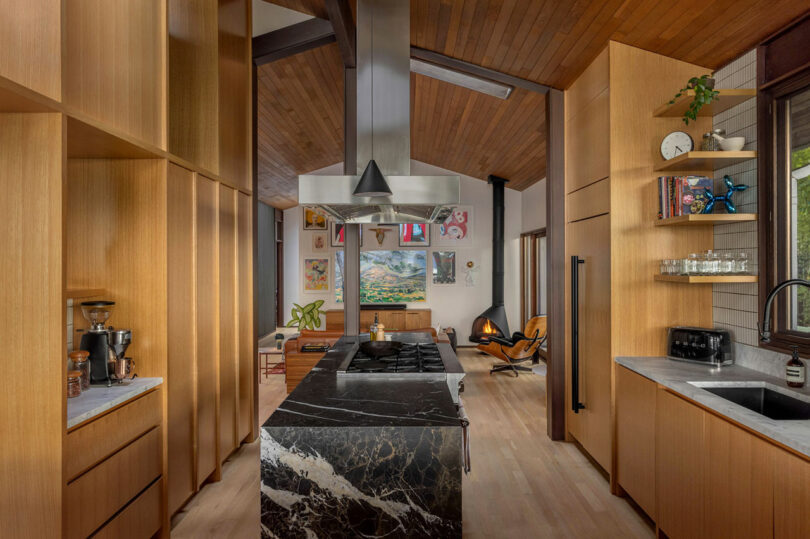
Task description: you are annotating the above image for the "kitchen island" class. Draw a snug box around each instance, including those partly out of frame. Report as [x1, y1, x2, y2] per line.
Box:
[261, 333, 465, 538]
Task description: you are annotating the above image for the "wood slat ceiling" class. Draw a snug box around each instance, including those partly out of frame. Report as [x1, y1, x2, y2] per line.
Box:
[258, 0, 810, 208]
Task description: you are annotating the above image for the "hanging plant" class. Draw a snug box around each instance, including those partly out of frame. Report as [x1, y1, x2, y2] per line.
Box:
[286, 300, 325, 331]
[669, 74, 719, 125]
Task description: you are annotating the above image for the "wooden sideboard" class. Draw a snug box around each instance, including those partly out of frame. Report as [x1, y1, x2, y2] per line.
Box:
[325, 309, 432, 332]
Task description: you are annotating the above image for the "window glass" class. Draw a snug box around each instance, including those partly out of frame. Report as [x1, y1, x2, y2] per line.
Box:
[787, 87, 810, 331]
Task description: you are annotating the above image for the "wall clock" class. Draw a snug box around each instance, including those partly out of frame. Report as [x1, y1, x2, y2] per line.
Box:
[660, 131, 694, 160]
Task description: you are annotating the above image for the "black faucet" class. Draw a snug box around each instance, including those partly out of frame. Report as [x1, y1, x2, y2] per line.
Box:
[760, 279, 810, 342]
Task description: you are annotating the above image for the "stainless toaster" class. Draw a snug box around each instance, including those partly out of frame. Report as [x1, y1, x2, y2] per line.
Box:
[666, 327, 734, 366]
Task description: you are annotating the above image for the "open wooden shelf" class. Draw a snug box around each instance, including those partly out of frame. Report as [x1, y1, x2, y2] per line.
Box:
[655, 151, 757, 172]
[654, 89, 756, 117]
[655, 213, 757, 226]
[65, 288, 108, 300]
[655, 274, 758, 284]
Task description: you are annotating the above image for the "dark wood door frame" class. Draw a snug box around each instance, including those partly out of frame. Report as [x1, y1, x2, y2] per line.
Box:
[546, 88, 566, 440]
[520, 228, 547, 329]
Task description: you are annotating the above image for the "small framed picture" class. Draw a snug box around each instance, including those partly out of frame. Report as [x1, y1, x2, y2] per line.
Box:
[303, 258, 329, 292]
[303, 207, 327, 230]
[399, 223, 430, 247]
[311, 232, 327, 252]
[435, 205, 473, 246]
[432, 251, 456, 284]
[331, 222, 362, 247]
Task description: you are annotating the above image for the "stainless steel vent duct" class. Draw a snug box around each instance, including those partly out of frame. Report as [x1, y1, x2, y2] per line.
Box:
[297, 0, 460, 223]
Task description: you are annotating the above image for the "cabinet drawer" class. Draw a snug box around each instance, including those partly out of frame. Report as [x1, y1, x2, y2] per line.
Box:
[66, 389, 161, 481]
[93, 478, 162, 539]
[65, 427, 162, 539]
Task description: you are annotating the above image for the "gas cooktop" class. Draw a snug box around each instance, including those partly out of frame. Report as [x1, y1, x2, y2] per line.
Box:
[345, 342, 445, 374]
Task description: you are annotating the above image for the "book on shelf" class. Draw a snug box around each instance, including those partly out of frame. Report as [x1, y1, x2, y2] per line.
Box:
[657, 176, 713, 218]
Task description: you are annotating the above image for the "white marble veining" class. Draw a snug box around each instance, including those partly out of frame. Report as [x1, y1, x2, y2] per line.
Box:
[66, 377, 163, 429]
[615, 356, 810, 458]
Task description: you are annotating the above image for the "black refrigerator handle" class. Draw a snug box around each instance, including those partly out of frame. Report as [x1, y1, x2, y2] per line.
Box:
[571, 256, 585, 413]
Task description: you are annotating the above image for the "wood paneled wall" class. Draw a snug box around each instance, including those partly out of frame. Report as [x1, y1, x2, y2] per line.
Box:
[0, 113, 64, 538]
[0, 2, 254, 533]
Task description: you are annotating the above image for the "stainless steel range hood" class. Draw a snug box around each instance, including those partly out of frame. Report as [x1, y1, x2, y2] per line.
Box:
[297, 0, 459, 224]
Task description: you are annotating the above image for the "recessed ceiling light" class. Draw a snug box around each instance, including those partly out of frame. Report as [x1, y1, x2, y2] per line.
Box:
[410, 58, 514, 100]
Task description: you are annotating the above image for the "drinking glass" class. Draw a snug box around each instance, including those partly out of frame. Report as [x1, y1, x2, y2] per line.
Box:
[735, 252, 749, 274]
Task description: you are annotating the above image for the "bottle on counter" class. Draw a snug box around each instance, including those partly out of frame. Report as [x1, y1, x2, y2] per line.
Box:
[787, 346, 806, 388]
[370, 313, 379, 341]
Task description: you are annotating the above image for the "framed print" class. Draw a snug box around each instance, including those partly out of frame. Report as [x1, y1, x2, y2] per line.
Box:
[311, 232, 327, 252]
[432, 251, 456, 284]
[399, 223, 430, 247]
[436, 206, 473, 245]
[303, 206, 327, 230]
[303, 258, 329, 292]
[330, 222, 362, 247]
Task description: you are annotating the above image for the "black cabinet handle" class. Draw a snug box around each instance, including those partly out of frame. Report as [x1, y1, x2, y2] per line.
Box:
[571, 256, 585, 413]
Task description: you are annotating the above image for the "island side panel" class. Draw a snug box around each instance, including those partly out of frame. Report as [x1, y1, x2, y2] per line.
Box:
[261, 425, 462, 538]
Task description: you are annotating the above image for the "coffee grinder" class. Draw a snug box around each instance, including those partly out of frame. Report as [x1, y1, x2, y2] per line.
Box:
[79, 301, 115, 386]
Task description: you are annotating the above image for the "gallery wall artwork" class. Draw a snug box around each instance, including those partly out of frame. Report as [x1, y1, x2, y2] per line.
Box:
[336, 250, 427, 303]
[399, 223, 430, 247]
[432, 251, 456, 284]
[436, 206, 473, 245]
[312, 232, 327, 252]
[303, 207, 327, 230]
[330, 222, 363, 247]
[303, 258, 329, 292]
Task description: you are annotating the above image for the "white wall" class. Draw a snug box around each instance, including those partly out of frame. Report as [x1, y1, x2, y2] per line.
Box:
[283, 160, 522, 343]
[521, 178, 546, 232]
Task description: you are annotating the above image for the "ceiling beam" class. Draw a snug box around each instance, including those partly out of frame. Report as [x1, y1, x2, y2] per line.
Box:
[323, 0, 356, 68]
[252, 18, 335, 66]
[410, 46, 553, 94]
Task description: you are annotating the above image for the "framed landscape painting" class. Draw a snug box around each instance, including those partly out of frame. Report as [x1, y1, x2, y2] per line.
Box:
[303, 258, 329, 292]
[436, 206, 473, 245]
[335, 250, 426, 303]
[399, 223, 430, 247]
[303, 207, 327, 230]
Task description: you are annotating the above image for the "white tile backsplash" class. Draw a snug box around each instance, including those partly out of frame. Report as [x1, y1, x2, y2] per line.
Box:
[712, 49, 760, 348]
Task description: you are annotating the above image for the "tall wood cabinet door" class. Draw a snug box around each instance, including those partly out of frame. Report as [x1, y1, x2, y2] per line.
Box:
[236, 192, 253, 442]
[167, 164, 196, 513]
[196, 175, 219, 487]
[774, 449, 810, 539]
[656, 389, 705, 538]
[219, 184, 238, 460]
[566, 213, 612, 472]
[615, 366, 656, 518]
[704, 413, 774, 539]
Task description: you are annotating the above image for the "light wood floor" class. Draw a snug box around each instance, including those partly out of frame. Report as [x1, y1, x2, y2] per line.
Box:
[171, 349, 653, 538]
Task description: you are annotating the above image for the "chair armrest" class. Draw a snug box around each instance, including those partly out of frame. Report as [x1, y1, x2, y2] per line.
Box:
[488, 335, 514, 347]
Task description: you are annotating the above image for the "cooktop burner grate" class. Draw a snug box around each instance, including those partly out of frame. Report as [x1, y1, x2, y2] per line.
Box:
[346, 343, 446, 374]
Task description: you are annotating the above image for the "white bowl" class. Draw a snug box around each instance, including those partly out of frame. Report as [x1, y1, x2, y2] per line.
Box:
[719, 137, 745, 151]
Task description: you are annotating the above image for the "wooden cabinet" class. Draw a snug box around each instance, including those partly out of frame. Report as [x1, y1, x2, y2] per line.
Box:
[237, 192, 253, 442]
[285, 353, 325, 394]
[655, 389, 706, 539]
[167, 163, 196, 514]
[326, 309, 432, 331]
[653, 388, 778, 539]
[566, 214, 612, 471]
[704, 412, 774, 539]
[774, 448, 810, 539]
[614, 366, 656, 518]
[219, 184, 238, 461]
[565, 42, 715, 479]
[196, 174, 219, 487]
[94, 479, 162, 539]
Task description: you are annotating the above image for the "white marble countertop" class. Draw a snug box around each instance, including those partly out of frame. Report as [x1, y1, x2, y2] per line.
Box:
[615, 357, 810, 458]
[67, 377, 163, 429]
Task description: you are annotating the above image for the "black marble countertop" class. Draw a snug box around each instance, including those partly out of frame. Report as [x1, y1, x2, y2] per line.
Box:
[263, 334, 462, 428]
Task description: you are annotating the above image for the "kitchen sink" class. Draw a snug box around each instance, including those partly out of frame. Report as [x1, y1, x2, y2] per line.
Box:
[689, 383, 810, 420]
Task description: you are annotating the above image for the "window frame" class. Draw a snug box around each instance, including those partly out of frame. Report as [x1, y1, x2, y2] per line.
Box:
[758, 24, 810, 355]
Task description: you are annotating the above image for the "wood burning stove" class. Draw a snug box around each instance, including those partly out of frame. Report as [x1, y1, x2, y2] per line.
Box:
[469, 175, 511, 343]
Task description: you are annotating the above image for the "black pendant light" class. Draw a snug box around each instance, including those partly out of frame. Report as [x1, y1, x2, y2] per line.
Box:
[353, 159, 392, 197]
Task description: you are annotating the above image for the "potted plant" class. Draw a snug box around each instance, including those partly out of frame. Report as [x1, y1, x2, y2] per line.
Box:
[669, 74, 718, 125]
[286, 299, 325, 331]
